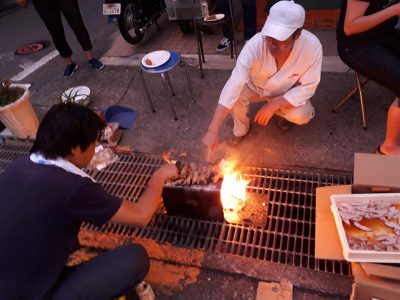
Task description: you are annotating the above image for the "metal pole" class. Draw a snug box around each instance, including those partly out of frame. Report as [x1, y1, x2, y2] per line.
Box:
[182, 56, 196, 104]
[229, 0, 238, 59]
[138, 69, 156, 113]
[193, 0, 204, 78]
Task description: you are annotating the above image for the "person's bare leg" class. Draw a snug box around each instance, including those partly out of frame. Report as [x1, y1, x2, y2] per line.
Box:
[380, 98, 400, 155]
[64, 56, 74, 64]
[85, 50, 93, 60]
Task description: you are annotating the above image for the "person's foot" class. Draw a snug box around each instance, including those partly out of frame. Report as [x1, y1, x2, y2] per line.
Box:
[64, 63, 78, 78]
[216, 37, 231, 53]
[274, 115, 294, 131]
[88, 57, 104, 70]
[377, 144, 400, 156]
[226, 130, 245, 146]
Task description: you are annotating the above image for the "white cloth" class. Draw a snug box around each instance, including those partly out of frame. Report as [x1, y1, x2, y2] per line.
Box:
[231, 85, 315, 136]
[30, 152, 96, 183]
[218, 30, 323, 109]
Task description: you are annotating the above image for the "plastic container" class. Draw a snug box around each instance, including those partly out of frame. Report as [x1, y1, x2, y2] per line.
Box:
[0, 84, 39, 139]
[330, 193, 400, 263]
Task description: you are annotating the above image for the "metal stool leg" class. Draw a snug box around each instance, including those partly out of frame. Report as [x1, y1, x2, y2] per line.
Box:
[332, 86, 359, 112]
[355, 72, 367, 130]
[192, 2, 204, 79]
[228, 0, 238, 59]
[198, 29, 206, 63]
[181, 57, 196, 104]
[160, 72, 178, 120]
[230, 23, 234, 59]
[139, 69, 156, 113]
[162, 72, 175, 96]
[332, 73, 368, 112]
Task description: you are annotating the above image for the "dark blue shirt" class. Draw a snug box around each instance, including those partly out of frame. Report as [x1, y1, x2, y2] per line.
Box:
[337, 0, 399, 46]
[0, 157, 122, 299]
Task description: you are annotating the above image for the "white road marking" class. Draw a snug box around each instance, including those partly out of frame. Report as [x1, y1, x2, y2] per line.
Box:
[11, 50, 59, 82]
[100, 54, 349, 73]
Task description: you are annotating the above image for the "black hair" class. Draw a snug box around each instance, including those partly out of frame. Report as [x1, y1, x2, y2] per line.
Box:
[30, 103, 105, 159]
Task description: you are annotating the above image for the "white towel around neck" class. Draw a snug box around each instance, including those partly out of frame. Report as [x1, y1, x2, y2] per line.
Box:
[30, 152, 96, 183]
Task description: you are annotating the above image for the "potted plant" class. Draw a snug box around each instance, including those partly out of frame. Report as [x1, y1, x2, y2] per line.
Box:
[0, 79, 39, 139]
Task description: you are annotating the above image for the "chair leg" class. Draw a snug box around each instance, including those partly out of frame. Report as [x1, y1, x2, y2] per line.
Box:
[228, 0, 238, 59]
[138, 69, 156, 113]
[192, 5, 204, 79]
[181, 57, 196, 103]
[332, 73, 368, 112]
[198, 30, 206, 63]
[162, 72, 175, 96]
[230, 32, 234, 59]
[355, 72, 368, 130]
[332, 85, 360, 112]
[160, 72, 178, 120]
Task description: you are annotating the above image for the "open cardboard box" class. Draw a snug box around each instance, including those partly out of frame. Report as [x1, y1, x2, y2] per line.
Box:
[315, 153, 400, 299]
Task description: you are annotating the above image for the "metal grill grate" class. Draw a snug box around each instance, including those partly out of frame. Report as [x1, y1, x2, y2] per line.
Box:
[0, 142, 352, 276]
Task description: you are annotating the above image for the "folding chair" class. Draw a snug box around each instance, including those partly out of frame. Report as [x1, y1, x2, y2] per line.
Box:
[332, 70, 369, 130]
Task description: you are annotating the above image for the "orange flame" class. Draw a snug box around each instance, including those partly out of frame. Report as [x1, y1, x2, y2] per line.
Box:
[219, 160, 250, 223]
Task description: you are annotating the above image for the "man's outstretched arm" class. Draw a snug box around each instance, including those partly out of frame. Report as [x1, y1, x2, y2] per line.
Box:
[110, 164, 178, 226]
[201, 104, 231, 160]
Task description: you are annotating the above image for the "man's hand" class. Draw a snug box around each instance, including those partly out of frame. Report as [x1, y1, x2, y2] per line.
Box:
[254, 102, 279, 126]
[154, 163, 178, 182]
[16, 0, 29, 8]
[201, 129, 219, 162]
[202, 129, 219, 150]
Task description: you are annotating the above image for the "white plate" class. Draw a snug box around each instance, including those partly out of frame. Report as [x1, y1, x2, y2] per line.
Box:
[61, 86, 90, 105]
[204, 14, 225, 22]
[142, 50, 170, 68]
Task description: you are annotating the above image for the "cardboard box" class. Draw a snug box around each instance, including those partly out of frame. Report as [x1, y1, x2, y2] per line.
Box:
[350, 263, 400, 300]
[315, 153, 400, 298]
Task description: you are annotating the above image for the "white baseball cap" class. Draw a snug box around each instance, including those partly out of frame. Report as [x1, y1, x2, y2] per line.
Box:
[261, 0, 305, 41]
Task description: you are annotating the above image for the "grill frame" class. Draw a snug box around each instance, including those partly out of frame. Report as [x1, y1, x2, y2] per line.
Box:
[0, 141, 352, 277]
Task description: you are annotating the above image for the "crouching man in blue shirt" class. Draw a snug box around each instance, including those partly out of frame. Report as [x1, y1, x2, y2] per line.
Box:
[0, 103, 178, 299]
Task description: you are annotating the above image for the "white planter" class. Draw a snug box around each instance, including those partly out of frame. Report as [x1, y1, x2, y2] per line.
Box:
[0, 84, 39, 139]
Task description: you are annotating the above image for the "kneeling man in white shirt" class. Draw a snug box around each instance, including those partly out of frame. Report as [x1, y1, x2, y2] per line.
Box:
[202, 0, 323, 155]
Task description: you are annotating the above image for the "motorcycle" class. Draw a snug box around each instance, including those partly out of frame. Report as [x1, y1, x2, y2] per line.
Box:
[103, 0, 165, 45]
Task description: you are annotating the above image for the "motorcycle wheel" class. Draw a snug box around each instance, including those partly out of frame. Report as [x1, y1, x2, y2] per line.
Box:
[118, 0, 144, 45]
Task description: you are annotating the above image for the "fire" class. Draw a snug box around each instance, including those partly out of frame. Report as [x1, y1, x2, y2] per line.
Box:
[219, 160, 250, 223]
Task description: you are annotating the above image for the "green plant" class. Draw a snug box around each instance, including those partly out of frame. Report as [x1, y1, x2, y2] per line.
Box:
[0, 80, 25, 107]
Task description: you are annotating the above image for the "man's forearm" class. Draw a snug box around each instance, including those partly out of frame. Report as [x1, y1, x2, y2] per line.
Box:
[136, 171, 167, 223]
[208, 104, 231, 133]
[110, 172, 167, 226]
[270, 96, 292, 110]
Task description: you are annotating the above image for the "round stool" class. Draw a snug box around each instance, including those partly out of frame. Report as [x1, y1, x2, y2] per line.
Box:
[138, 50, 196, 120]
